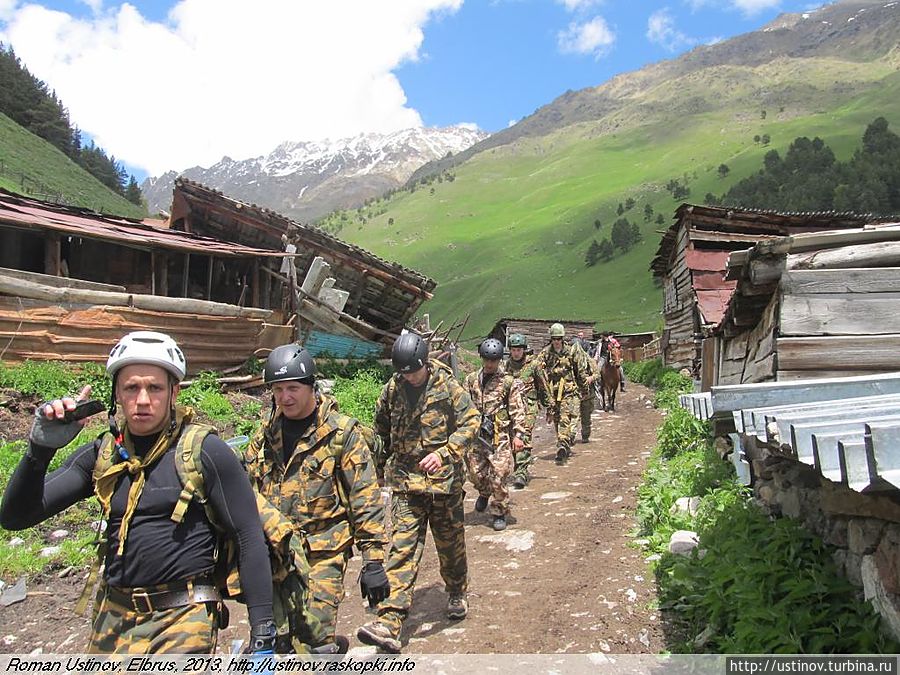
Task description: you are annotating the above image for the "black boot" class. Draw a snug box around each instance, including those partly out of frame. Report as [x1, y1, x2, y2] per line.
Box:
[474, 495, 489, 512]
[512, 475, 527, 490]
[555, 447, 568, 464]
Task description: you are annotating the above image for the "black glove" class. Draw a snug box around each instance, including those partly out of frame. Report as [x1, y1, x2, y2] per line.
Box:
[245, 620, 277, 654]
[359, 561, 390, 608]
[28, 402, 82, 454]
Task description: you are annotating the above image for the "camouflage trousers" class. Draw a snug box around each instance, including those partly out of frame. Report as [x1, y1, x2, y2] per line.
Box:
[514, 399, 538, 481]
[375, 491, 468, 638]
[549, 394, 580, 455]
[88, 580, 219, 654]
[579, 394, 595, 441]
[307, 549, 350, 642]
[466, 437, 514, 516]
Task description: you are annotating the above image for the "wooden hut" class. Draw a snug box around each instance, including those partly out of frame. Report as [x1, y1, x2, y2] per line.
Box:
[713, 223, 900, 386]
[651, 204, 884, 375]
[169, 178, 435, 342]
[0, 189, 293, 372]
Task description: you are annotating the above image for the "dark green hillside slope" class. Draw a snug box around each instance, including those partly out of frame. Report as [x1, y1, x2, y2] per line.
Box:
[0, 111, 145, 218]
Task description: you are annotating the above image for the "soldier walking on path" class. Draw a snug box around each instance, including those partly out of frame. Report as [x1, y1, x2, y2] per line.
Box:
[503, 333, 541, 489]
[357, 333, 480, 654]
[464, 338, 526, 531]
[242, 344, 389, 648]
[535, 323, 591, 465]
[0, 331, 276, 654]
[573, 333, 599, 443]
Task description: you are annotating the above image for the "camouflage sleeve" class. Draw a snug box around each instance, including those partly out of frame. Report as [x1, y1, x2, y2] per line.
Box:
[338, 428, 387, 563]
[437, 378, 479, 465]
[532, 352, 550, 407]
[575, 346, 591, 390]
[241, 419, 269, 489]
[373, 381, 393, 468]
[507, 378, 527, 438]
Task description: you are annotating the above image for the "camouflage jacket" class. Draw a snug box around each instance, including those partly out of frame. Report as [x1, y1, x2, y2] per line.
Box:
[503, 355, 540, 402]
[243, 394, 386, 562]
[574, 342, 599, 398]
[374, 360, 479, 495]
[534, 342, 590, 404]
[464, 366, 526, 446]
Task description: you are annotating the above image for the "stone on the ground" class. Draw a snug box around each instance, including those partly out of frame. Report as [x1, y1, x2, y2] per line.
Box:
[668, 530, 699, 555]
[39, 546, 61, 558]
[7, 537, 24, 548]
[476, 530, 535, 552]
[49, 529, 69, 542]
[669, 496, 701, 517]
[540, 491, 572, 501]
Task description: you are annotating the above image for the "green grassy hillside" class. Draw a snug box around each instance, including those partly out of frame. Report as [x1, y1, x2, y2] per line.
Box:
[339, 59, 900, 340]
[0, 112, 145, 218]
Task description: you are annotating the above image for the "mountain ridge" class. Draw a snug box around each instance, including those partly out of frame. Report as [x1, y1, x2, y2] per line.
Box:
[142, 125, 487, 221]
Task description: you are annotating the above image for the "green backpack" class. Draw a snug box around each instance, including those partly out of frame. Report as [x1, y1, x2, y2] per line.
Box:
[85, 424, 326, 653]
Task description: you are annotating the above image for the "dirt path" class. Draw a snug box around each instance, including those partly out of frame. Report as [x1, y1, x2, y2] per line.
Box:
[0, 384, 665, 655]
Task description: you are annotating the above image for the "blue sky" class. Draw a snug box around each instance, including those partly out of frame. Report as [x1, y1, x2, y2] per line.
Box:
[0, 0, 824, 179]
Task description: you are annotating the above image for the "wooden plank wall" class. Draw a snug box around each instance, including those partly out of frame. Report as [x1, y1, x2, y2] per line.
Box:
[662, 228, 696, 370]
[776, 267, 900, 379]
[0, 298, 268, 374]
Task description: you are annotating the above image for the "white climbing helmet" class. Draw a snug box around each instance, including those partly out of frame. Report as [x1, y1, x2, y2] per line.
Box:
[106, 331, 187, 382]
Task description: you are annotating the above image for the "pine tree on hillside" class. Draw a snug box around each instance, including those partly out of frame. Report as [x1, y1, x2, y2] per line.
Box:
[716, 119, 900, 215]
[125, 177, 144, 206]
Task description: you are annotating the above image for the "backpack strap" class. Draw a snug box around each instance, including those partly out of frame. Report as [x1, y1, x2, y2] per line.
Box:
[171, 423, 218, 527]
[330, 414, 358, 510]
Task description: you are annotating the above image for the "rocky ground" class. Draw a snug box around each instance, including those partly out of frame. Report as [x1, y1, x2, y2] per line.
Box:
[0, 384, 667, 655]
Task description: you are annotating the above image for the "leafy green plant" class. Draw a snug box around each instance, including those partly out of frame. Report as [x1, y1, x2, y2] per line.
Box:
[0, 360, 111, 405]
[177, 371, 234, 421]
[331, 369, 384, 426]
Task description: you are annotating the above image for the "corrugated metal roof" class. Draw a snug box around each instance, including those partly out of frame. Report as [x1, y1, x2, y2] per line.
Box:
[0, 189, 283, 258]
[303, 330, 384, 359]
[696, 289, 732, 325]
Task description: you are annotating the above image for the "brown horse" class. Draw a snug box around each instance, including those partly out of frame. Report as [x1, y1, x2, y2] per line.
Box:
[596, 338, 621, 412]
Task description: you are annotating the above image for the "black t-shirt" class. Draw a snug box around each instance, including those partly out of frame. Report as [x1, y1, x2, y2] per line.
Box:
[402, 375, 429, 409]
[0, 430, 274, 626]
[281, 410, 317, 464]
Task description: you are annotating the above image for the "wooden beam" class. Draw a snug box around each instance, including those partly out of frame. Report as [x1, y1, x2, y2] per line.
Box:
[206, 255, 214, 301]
[44, 234, 61, 276]
[777, 335, 900, 370]
[252, 259, 260, 308]
[788, 241, 900, 270]
[781, 294, 900, 336]
[781, 268, 900, 295]
[181, 253, 190, 298]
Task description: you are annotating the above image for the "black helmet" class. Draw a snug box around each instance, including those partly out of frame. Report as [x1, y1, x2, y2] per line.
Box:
[479, 338, 504, 360]
[265, 344, 316, 385]
[392, 333, 428, 373]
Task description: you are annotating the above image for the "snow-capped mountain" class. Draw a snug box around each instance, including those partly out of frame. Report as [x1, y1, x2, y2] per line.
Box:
[142, 125, 488, 223]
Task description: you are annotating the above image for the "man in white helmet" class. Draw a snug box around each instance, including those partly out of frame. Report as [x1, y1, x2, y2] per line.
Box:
[0, 331, 276, 654]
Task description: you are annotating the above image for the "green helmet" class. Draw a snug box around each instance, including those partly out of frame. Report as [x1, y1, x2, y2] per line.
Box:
[549, 323, 566, 338]
[508, 333, 527, 348]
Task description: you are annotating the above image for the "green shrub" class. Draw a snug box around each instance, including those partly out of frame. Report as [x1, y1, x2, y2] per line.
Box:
[316, 356, 391, 382]
[332, 370, 384, 426]
[178, 371, 234, 421]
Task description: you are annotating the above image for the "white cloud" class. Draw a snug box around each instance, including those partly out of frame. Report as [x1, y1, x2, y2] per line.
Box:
[79, 0, 103, 13]
[556, 0, 604, 11]
[1, 0, 462, 175]
[684, 0, 781, 16]
[647, 8, 697, 52]
[732, 0, 780, 13]
[0, 0, 18, 23]
[557, 16, 615, 58]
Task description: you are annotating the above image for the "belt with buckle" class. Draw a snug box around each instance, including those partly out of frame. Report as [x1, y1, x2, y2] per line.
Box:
[106, 579, 220, 614]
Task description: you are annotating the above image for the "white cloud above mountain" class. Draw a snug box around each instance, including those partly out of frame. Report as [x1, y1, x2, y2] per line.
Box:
[557, 16, 616, 58]
[0, 0, 462, 175]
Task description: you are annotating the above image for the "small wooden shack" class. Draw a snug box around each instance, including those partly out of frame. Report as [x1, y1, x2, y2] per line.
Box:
[614, 331, 659, 362]
[651, 204, 885, 374]
[487, 318, 596, 352]
[712, 223, 900, 386]
[169, 178, 435, 342]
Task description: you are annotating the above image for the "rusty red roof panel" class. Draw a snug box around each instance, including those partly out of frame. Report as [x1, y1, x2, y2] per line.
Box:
[0, 190, 283, 258]
[692, 270, 737, 291]
[696, 289, 732, 325]
[685, 248, 732, 272]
